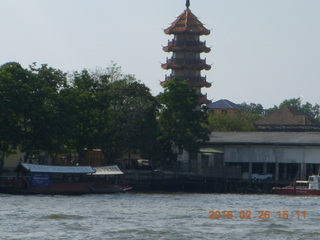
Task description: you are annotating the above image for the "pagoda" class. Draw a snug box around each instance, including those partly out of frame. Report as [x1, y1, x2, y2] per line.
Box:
[161, 0, 212, 104]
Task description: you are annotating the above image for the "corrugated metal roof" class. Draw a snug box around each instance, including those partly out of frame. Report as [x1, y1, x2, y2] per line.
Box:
[20, 163, 95, 174]
[209, 132, 320, 145]
[92, 166, 123, 175]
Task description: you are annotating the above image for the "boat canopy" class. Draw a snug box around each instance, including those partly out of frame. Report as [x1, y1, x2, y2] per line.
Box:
[91, 165, 124, 175]
[200, 148, 224, 154]
[17, 163, 95, 174]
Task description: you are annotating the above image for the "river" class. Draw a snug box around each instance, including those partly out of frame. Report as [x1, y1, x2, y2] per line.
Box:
[0, 193, 319, 240]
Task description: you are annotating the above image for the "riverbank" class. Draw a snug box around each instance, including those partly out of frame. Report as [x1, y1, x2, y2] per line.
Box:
[126, 170, 291, 194]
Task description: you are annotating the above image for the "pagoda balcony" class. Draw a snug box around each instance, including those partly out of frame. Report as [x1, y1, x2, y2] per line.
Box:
[161, 57, 211, 70]
[162, 75, 212, 88]
[163, 40, 211, 53]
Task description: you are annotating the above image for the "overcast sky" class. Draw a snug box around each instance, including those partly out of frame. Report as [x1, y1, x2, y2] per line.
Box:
[1, 0, 320, 108]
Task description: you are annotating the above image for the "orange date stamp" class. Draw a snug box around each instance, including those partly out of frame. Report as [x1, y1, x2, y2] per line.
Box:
[208, 211, 307, 220]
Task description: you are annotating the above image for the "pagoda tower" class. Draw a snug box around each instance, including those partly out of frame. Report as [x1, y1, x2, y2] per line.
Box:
[161, 0, 212, 104]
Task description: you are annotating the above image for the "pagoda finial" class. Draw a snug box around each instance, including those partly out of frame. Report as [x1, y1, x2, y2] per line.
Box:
[186, 0, 190, 9]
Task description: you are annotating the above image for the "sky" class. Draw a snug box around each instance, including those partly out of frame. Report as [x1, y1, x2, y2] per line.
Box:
[1, 0, 320, 109]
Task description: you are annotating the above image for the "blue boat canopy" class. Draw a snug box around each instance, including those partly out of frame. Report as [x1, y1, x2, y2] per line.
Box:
[17, 163, 95, 174]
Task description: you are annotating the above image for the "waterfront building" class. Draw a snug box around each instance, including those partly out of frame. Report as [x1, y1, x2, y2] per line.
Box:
[161, 0, 212, 104]
[200, 131, 320, 182]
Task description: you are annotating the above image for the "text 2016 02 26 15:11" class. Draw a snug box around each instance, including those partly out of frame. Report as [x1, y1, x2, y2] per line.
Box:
[208, 211, 307, 220]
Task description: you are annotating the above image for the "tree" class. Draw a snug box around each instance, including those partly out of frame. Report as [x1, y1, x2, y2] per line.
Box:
[63, 69, 107, 163]
[64, 65, 159, 165]
[239, 102, 265, 121]
[0, 62, 69, 169]
[208, 113, 256, 132]
[103, 79, 158, 163]
[268, 97, 320, 121]
[157, 78, 209, 161]
[24, 63, 68, 159]
[0, 62, 27, 173]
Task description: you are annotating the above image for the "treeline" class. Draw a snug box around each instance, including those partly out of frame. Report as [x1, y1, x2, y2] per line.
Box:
[208, 98, 320, 132]
[0, 62, 208, 167]
[1, 61, 319, 167]
[240, 99, 320, 121]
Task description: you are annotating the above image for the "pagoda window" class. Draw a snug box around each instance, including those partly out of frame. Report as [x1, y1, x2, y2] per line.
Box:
[187, 35, 198, 41]
[187, 71, 194, 76]
[186, 53, 195, 59]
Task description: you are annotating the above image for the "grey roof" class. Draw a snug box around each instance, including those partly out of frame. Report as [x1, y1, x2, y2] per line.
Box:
[207, 99, 245, 110]
[209, 132, 320, 146]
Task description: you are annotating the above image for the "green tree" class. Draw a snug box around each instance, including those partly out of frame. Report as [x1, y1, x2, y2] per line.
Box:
[65, 65, 159, 166]
[239, 102, 265, 121]
[64, 69, 105, 163]
[0, 62, 27, 173]
[0, 62, 68, 168]
[265, 97, 320, 121]
[103, 79, 158, 163]
[208, 113, 256, 131]
[25, 63, 68, 158]
[157, 78, 209, 161]
[17, 63, 68, 160]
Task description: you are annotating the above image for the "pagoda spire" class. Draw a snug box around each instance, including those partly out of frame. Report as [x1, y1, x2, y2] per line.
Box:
[186, 0, 190, 9]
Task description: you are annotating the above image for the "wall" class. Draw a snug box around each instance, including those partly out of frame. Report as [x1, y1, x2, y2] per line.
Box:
[224, 145, 320, 164]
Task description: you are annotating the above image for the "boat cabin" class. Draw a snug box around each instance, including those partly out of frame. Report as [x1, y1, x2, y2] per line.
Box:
[308, 175, 320, 190]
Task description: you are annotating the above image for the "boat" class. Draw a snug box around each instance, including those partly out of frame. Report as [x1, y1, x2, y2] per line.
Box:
[272, 175, 320, 195]
[0, 163, 132, 195]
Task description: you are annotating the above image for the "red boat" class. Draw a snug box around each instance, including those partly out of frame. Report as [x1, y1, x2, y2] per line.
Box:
[272, 175, 320, 195]
[0, 163, 131, 195]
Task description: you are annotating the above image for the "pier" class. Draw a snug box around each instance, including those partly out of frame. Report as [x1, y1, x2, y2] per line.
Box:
[126, 170, 291, 194]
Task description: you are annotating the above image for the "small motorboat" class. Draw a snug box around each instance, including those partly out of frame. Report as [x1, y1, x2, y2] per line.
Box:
[272, 175, 320, 195]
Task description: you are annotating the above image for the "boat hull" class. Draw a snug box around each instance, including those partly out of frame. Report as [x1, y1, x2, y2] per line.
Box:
[272, 187, 320, 195]
[0, 182, 131, 195]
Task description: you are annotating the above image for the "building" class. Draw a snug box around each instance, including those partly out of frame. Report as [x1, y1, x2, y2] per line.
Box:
[207, 99, 246, 116]
[255, 106, 320, 132]
[161, 0, 212, 104]
[201, 132, 320, 182]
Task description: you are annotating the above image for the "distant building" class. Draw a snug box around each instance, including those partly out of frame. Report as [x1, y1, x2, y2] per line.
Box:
[207, 99, 246, 116]
[255, 106, 320, 132]
[161, 0, 212, 104]
[195, 106, 320, 182]
[202, 131, 320, 181]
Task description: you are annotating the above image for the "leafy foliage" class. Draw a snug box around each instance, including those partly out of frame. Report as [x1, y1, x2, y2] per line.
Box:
[157, 78, 209, 160]
[208, 113, 256, 132]
[0, 62, 159, 166]
[242, 98, 320, 121]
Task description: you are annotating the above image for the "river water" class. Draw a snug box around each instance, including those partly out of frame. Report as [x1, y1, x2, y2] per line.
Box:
[0, 193, 319, 240]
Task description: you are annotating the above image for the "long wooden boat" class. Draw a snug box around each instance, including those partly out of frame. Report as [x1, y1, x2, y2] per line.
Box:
[0, 163, 132, 195]
[272, 175, 320, 195]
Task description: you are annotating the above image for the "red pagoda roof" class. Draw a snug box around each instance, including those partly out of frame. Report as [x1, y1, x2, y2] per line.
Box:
[164, 9, 210, 35]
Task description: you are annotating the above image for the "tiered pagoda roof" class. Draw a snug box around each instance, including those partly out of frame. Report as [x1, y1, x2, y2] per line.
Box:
[161, 57, 211, 71]
[163, 40, 211, 53]
[164, 9, 210, 36]
[161, 1, 212, 105]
